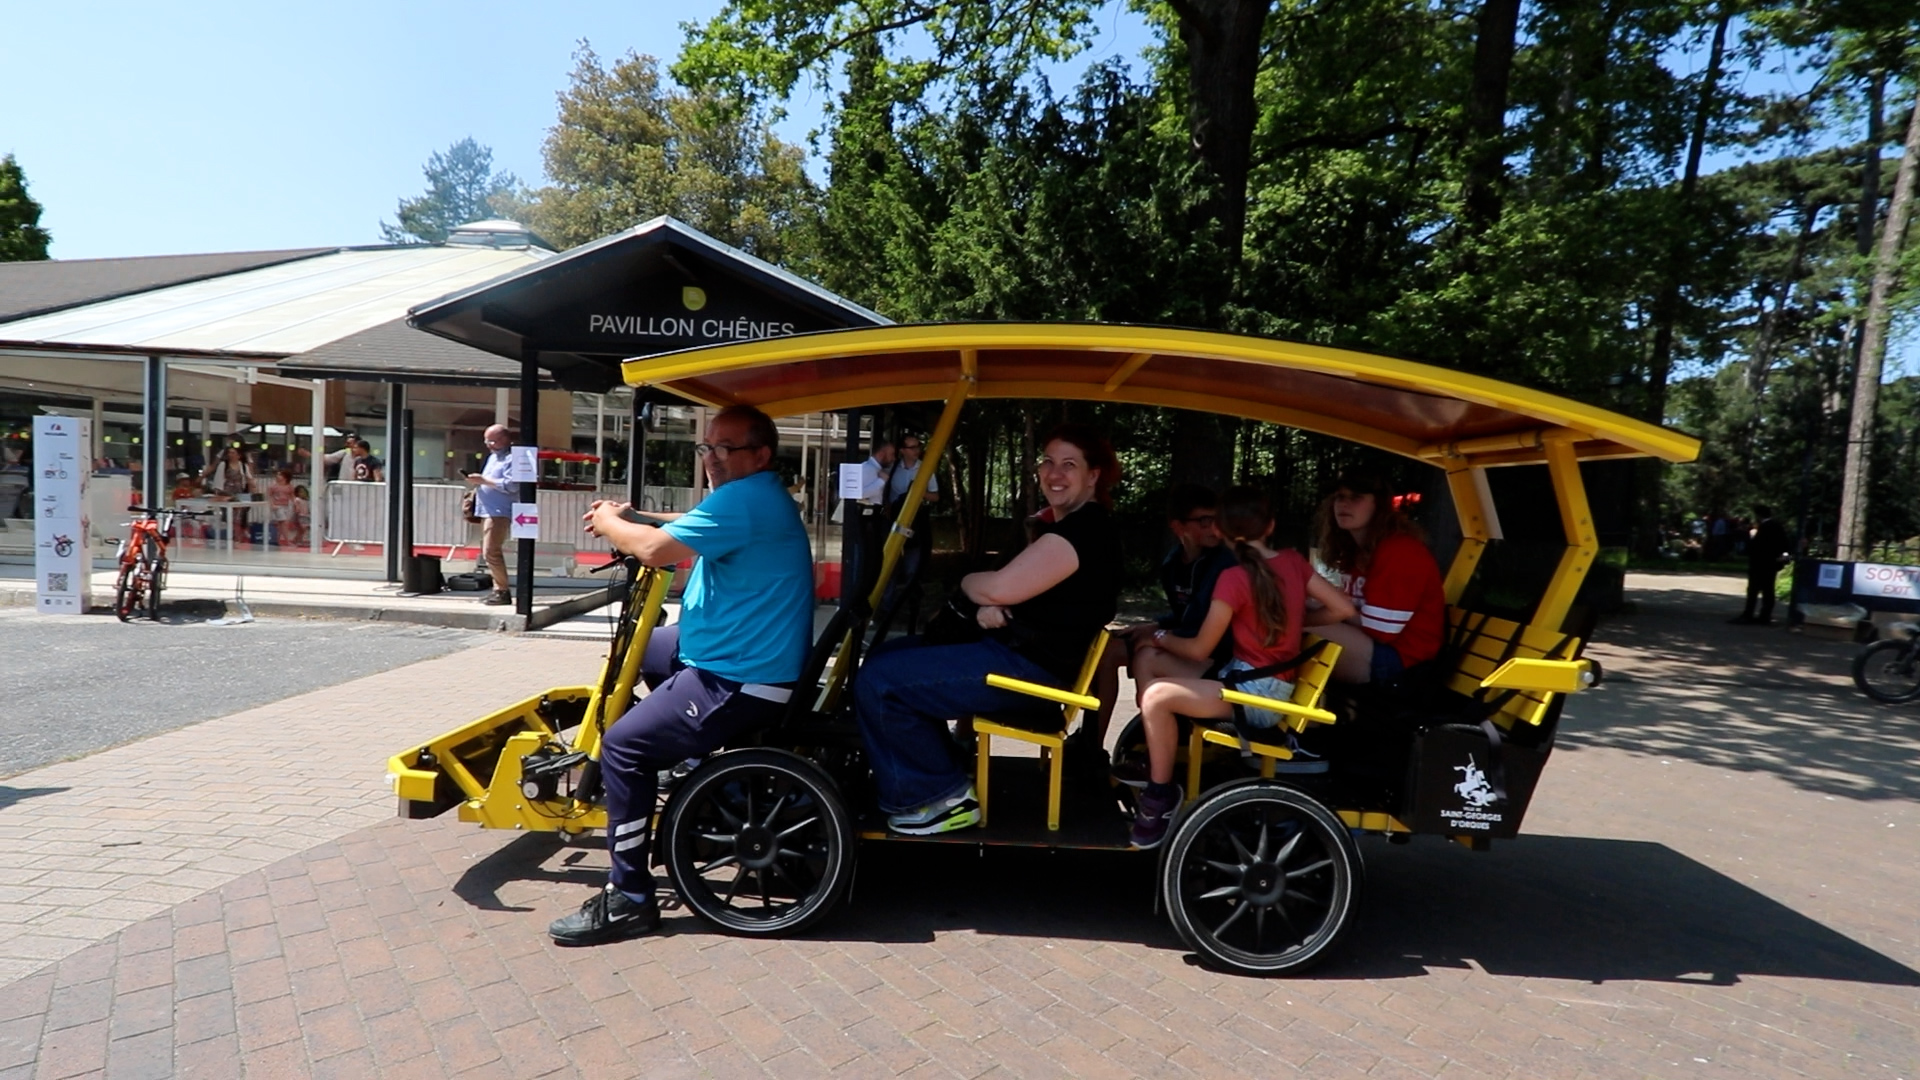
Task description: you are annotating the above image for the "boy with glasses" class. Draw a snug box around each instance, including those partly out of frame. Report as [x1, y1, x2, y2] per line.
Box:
[1084, 483, 1237, 754]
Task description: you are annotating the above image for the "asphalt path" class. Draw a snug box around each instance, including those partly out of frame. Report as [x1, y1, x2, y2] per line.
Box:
[0, 606, 489, 777]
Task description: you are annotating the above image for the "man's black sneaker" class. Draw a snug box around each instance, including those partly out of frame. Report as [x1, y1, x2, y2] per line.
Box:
[483, 590, 512, 606]
[549, 883, 661, 946]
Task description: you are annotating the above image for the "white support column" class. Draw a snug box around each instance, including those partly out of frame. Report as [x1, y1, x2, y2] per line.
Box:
[226, 380, 238, 441]
[309, 379, 327, 554]
[594, 394, 605, 490]
[694, 406, 710, 501]
[495, 388, 510, 428]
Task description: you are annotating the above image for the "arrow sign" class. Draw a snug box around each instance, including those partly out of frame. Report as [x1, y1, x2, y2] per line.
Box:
[510, 502, 540, 540]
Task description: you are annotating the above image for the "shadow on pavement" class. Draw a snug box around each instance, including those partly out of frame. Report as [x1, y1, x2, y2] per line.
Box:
[449, 807, 1917, 986]
[1333, 834, 1920, 985]
[1570, 587, 1920, 801]
[454, 832, 608, 912]
[791, 835, 1916, 987]
[0, 785, 70, 810]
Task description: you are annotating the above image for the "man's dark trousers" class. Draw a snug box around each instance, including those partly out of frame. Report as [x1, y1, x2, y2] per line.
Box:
[598, 625, 786, 898]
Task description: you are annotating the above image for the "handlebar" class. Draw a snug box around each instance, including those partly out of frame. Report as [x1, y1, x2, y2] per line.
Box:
[128, 505, 213, 518]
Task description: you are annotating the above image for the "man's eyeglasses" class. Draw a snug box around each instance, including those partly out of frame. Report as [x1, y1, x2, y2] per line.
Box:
[694, 442, 760, 458]
[1182, 514, 1217, 526]
[902, 443, 922, 452]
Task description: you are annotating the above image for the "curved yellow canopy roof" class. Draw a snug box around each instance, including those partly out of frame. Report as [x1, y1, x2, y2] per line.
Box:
[621, 323, 1699, 467]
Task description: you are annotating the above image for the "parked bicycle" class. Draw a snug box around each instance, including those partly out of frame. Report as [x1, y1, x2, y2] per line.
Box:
[1852, 620, 1920, 703]
[111, 505, 209, 622]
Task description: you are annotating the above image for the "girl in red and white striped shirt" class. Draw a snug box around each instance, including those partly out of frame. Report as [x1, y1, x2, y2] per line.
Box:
[1309, 473, 1445, 684]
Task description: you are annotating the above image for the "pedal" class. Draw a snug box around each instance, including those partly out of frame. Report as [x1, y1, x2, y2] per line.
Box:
[519, 746, 587, 802]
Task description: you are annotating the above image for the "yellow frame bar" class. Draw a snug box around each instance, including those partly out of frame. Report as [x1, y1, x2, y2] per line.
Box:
[1441, 461, 1490, 605]
[1534, 435, 1598, 629]
[1481, 657, 1595, 697]
[820, 376, 975, 711]
[983, 674, 1100, 712]
[622, 323, 1701, 465]
[1216, 689, 1337, 731]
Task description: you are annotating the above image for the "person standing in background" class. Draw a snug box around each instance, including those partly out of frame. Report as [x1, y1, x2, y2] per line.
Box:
[1734, 505, 1792, 625]
[466, 425, 516, 605]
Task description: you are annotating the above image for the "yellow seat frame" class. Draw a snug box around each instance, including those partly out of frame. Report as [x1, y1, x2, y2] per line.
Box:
[1185, 635, 1342, 800]
[972, 629, 1110, 831]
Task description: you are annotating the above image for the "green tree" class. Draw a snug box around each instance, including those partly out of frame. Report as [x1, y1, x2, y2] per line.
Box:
[507, 44, 819, 260]
[380, 137, 520, 244]
[0, 154, 51, 261]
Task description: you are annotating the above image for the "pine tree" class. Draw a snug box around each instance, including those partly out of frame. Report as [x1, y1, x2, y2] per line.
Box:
[380, 138, 519, 244]
[0, 154, 52, 261]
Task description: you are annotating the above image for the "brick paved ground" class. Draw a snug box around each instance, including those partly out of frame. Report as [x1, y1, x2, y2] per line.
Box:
[1, 578, 1916, 1079]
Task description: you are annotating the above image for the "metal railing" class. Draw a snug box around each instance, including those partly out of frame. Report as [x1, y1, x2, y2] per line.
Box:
[322, 482, 705, 552]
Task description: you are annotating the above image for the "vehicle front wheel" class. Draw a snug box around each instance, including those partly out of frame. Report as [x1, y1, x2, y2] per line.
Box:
[113, 563, 139, 623]
[1160, 781, 1361, 976]
[1853, 639, 1920, 703]
[662, 748, 854, 936]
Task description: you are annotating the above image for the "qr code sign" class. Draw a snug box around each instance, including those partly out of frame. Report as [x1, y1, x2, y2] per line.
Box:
[47, 573, 69, 592]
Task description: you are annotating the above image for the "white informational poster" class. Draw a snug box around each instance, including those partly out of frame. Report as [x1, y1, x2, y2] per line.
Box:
[33, 416, 92, 614]
[1817, 562, 1845, 590]
[508, 445, 539, 484]
[510, 501, 540, 540]
[838, 463, 865, 500]
[1851, 562, 1920, 602]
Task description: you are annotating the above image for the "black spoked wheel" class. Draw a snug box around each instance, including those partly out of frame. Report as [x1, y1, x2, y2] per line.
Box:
[143, 538, 165, 621]
[113, 561, 141, 623]
[1853, 639, 1920, 703]
[1160, 781, 1361, 976]
[662, 748, 854, 936]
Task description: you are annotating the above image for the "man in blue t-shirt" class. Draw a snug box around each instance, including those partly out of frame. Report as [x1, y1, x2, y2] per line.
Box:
[550, 404, 814, 946]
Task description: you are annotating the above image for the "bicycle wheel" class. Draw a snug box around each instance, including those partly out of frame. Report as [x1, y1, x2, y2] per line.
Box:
[113, 559, 140, 623]
[142, 537, 164, 620]
[1853, 639, 1920, 703]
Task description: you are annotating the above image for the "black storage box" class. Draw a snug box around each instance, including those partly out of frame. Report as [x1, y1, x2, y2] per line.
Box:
[404, 554, 445, 594]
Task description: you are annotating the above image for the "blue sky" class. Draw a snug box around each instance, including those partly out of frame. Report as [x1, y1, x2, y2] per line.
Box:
[1, 1, 1151, 260]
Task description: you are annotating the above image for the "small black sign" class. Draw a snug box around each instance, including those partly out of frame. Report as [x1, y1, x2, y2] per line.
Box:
[1407, 724, 1548, 840]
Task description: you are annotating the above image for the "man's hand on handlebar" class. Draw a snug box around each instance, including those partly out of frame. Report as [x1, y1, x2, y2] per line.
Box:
[583, 499, 644, 538]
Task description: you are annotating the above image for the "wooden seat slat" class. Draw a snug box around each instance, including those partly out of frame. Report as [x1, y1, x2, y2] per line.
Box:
[1439, 605, 1582, 731]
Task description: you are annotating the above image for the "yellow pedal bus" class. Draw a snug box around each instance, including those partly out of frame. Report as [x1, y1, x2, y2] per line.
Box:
[387, 323, 1699, 975]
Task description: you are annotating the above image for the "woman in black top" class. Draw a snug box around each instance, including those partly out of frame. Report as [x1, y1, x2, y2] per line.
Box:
[855, 424, 1123, 835]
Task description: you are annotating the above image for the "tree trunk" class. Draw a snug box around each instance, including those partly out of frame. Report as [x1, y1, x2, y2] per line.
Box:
[1746, 201, 1821, 398]
[1836, 88, 1920, 559]
[1171, 411, 1232, 492]
[1461, 0, 1523, 230]
[1168, 0, 1270, 272]
[1643, 6, 1729, 426]
[1019, 408, 1037, 518]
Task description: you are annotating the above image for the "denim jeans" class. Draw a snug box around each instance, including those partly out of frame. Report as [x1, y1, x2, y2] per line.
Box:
[854, 635, 1064, 813]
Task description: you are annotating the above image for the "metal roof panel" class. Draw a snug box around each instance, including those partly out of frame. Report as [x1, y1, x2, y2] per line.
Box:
[0, 246, 550, 357]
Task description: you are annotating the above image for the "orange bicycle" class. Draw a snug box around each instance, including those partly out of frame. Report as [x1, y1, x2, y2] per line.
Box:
[112, 505, 209, 622]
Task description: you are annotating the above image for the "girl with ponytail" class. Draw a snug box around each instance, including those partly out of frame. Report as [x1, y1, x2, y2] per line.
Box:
[1125, 486, 1354, 849]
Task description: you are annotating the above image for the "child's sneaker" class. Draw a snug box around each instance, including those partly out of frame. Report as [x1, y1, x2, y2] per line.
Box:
[1128, 783, 1183, 849]
[887, 784, 982, 836]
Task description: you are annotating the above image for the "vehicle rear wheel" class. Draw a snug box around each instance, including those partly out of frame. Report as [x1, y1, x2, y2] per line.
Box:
[113, 562, 140, 623]
[1160, 781, 1360, 976]
[1853, 639, 1920, 703]
[142, 538, 164, 620]
[662, 748, 854, 936]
